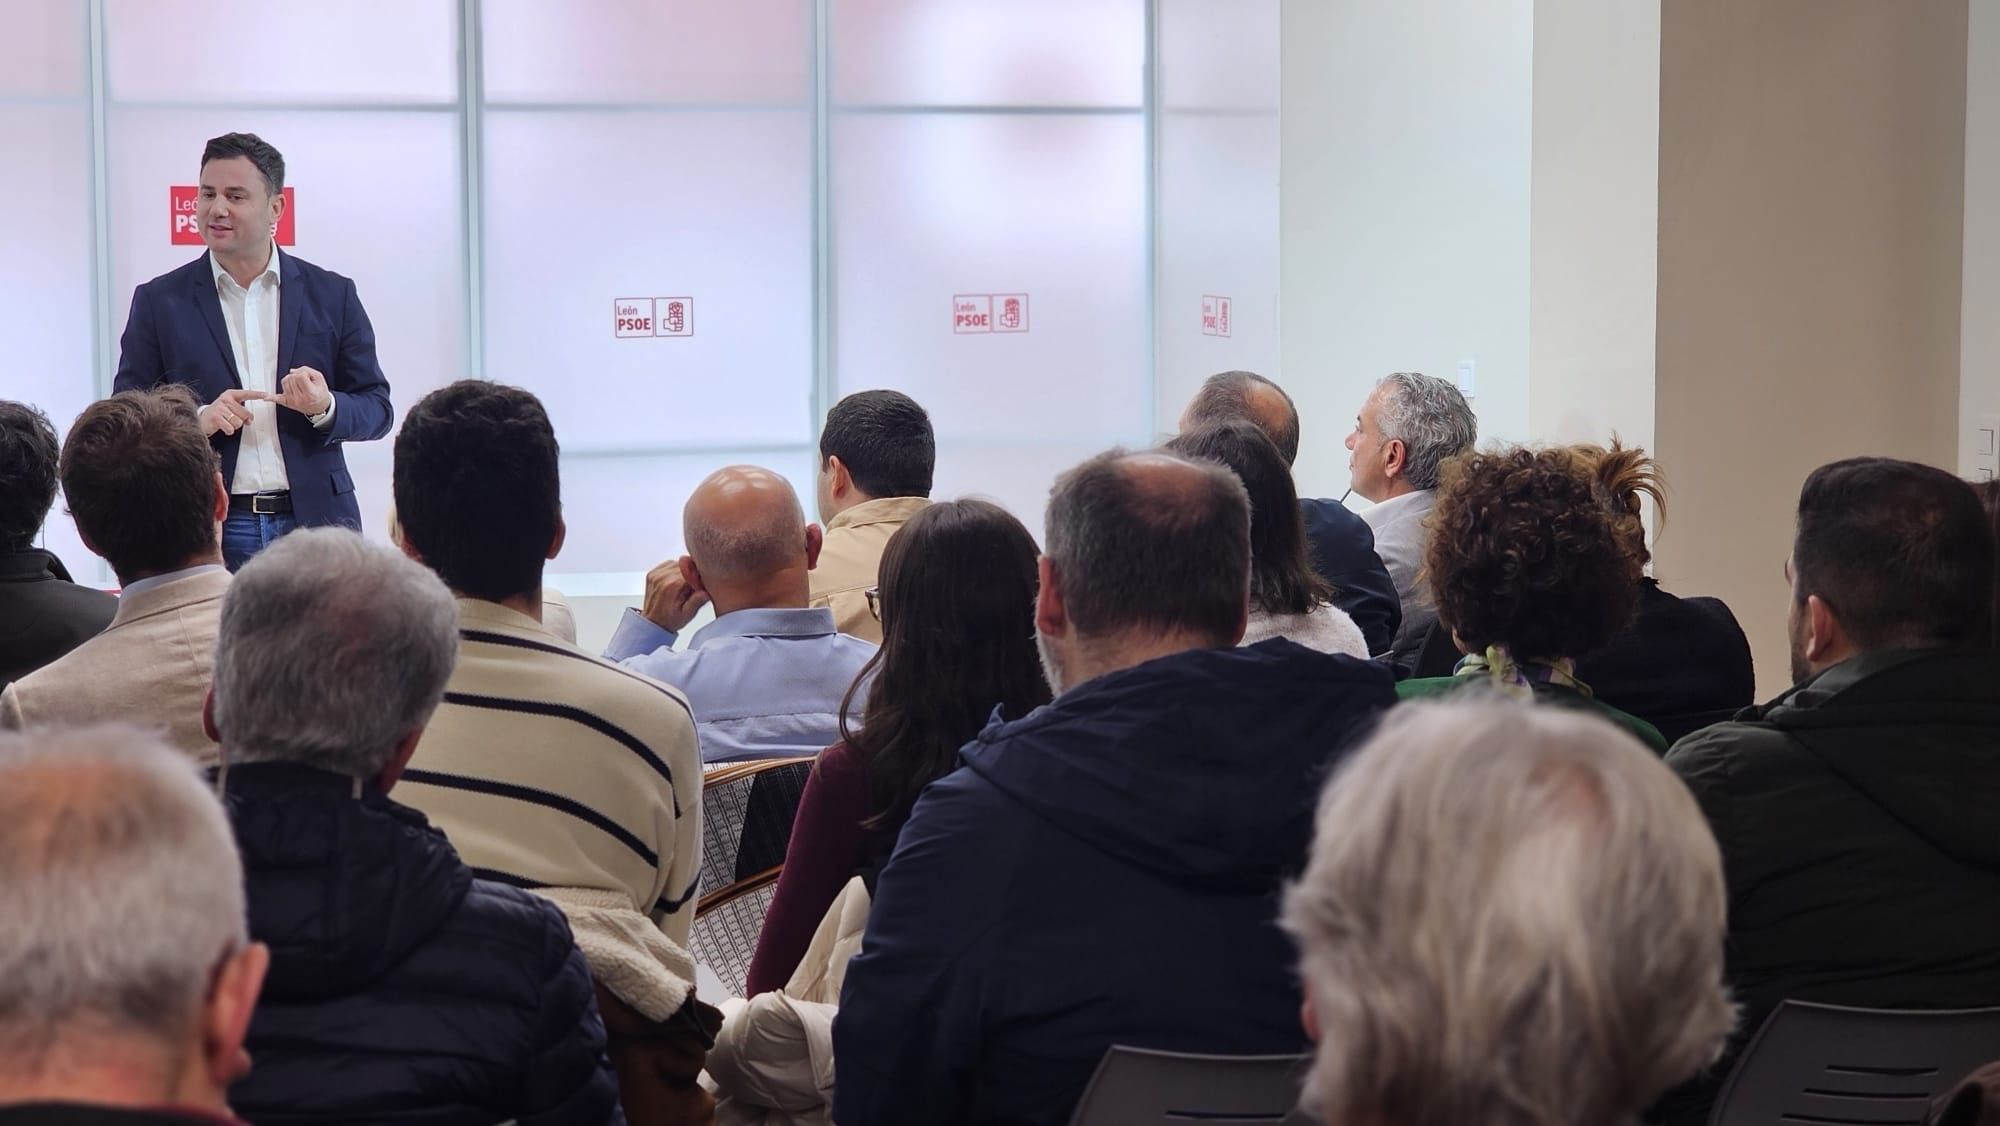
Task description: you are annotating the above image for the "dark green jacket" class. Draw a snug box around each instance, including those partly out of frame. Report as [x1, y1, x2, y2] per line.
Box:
[1395, 675, 1669, 753]
[1653, 648, 2000, 1126]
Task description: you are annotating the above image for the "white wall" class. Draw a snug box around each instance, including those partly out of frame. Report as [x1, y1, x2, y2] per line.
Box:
[1279, 0, 1534, 502]
[1526, 0, 1660, 453]
[1964, 0, 2000, 481]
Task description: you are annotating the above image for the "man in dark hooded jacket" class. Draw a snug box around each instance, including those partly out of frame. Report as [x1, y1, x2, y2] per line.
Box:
[209, 528, 624, 1125]
[1656, 458, 2000, 1126]
[833, 449, 1398, 1126]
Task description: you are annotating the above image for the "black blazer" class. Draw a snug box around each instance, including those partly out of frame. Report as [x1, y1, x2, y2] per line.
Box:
[1299, 496, 1402, 657]
[112, 250, 393, 530]
[0, 548, 116, 691]
[1577, 579, 1756, 742]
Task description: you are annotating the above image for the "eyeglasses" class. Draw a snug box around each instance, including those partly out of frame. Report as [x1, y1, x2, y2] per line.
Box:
[864, 586, 881, 620]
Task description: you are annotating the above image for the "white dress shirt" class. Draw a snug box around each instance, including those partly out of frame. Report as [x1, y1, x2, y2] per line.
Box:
[210, 243, 334, 495]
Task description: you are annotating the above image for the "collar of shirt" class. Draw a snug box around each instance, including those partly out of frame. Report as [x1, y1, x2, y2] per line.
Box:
[120, 563, 228, 602]
[826, 495, 929, 533]
[1361, 487, 1433, 524]
[690, 606, 839, 650]
[210, 240, 282, 293]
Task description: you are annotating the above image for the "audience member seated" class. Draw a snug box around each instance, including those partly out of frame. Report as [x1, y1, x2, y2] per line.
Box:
[211, 529, 622, 1124]
[1167, 421, 1368, 657]
[833, 449, 1398, 1126]
[1283, 700, 1733, 1126]
[745, 498, 1052, 997]
[1398, 446, 1665, 751]
[0, 388, 228, 763]
[389, 500, 578, 642]
[1657, 457, 2000, 1126]
[1343, 371, 1477, 667]
[0, 726, 269, 1126]
[1569, 441, 1756, 737]
[1180, 370, 1400, 654]
[0, 400, 115, 688]
[607, 465, 878, 763]
[811, 390, 934, 644]
[388, 380, 713, 1126]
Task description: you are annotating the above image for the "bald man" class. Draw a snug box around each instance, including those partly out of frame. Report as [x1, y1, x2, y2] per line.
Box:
[605, 465, 879, 763]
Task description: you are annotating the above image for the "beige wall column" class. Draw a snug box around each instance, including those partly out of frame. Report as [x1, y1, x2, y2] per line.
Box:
[1655, 0, 1969, 700]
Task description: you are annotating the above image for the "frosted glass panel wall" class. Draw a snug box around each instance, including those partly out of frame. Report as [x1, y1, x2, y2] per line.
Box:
[831, 0, 1150, 536]
[2, 0, 91, 577]
[1154, 0, 1281, 435]
[13, 1, 1280, 588]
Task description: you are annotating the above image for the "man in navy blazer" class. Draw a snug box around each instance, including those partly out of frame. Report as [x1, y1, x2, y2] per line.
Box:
[113, 133, 392, 569]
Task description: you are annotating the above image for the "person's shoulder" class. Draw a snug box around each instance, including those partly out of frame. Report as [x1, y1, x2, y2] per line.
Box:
[139, 253, 213, 292]
[1664, 715, 1794, 788]
[1395, 675, 1459, 700]
[465, 625, 698, 734]
[278, 251, 352, 287]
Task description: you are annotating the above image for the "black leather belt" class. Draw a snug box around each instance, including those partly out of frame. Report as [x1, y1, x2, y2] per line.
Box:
[228, 492, 292, 515]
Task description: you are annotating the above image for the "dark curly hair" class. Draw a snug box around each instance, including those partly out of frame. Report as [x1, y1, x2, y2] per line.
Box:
[1423, 447, 1643, 663]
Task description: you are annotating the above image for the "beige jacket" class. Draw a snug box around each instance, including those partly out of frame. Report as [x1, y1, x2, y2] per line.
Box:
[808, 497, 929, 645]
[0, 567, 229, 765]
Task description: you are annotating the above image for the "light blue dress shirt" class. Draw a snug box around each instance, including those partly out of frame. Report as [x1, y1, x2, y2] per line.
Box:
[606, 605, 878, 764]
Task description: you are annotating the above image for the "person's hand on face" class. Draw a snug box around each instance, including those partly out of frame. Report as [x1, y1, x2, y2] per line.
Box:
[643, 557, 709, 632]
[199, 388, 269, 437]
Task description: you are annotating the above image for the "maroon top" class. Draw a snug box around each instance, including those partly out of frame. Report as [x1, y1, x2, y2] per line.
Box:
[744, 741, 904, 996]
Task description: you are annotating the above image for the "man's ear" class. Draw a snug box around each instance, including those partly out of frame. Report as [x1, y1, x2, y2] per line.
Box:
[1300, 985, 1322, 1042]
[1035, 556, 1066, 637]
[546, 514, 566, 562]
[1381, 438, 1408, 481]
[828, 455, 853, 501]
[804, 523, 824, 570]
[202, 942, 269, 1092]
[211, 471, 229, 529]
[680, 554, 706, 597]
[201, 686, 221, 745]
[373, 727, 425, 794]
[1804, 594, 1844, 666]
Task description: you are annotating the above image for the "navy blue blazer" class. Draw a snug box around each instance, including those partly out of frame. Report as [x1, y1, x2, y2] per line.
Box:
[112, 250, 393, 531]
[1299, 496, 1402, 657]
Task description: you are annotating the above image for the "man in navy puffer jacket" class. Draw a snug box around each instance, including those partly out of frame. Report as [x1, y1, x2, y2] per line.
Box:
[835, 450, 1397, 1125]
[209, 528, 623, 1125]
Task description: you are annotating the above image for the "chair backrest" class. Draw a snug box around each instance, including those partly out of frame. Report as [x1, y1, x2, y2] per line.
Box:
[1068, 1045, 1318, 1126]
[690, 866, 782, 1000]
[1708, 1001, 2000, 1126]
[697, 756, 815, 900]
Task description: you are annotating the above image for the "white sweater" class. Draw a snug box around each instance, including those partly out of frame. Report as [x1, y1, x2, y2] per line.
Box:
[1241, 603, 1370, 658]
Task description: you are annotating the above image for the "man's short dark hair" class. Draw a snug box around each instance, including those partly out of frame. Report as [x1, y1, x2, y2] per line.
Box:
[1045, 449, 1250, 646]
[1793, 457, 1993, 652]
[1183, 371, 1301, 466]
[201, 132, 284, 196]
[394, 381, 560, 603]
[0, 401, 60, 550]
[60, 387, 218, 580]
[819, 390, 934, 499]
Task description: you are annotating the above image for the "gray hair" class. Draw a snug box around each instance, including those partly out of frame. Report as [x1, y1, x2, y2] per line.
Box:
[0, 726, 245, 1073]
[1046, 449, 1250, 646]
[1374, 371, 1477, 490]
[1283, 699, 1734, 1126]
[1183, 370, 1301, 466]
[213, 527, 459, 779]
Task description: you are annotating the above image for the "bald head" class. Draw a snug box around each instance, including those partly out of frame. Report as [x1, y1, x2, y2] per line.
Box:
[683, 466, 816, 602]
[1181, 370, 1301, 467]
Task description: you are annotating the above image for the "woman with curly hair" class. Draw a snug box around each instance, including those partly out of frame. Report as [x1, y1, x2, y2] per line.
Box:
[1397, 445, 1667, 751]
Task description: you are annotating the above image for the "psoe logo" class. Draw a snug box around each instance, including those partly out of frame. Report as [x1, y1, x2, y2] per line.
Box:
[171, 185, 296, 247]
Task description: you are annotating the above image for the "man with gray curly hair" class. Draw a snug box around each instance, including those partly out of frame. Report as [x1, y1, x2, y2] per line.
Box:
[1284, 699, 1734, 1126]
[0, 726, 268, 1125]
[1344, 371, 1477, 668]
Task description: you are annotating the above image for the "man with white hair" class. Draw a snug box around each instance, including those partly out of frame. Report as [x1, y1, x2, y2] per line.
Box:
[607, 464, 877, 763]
[1284, 700, 1734, 1126]
[1343, 371, 1477, 667]
[209, 528, 623, 1124]
[0, 726, 268, 1125]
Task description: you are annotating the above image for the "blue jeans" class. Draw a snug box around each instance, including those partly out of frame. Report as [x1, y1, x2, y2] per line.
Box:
[222, 509, 298, 572]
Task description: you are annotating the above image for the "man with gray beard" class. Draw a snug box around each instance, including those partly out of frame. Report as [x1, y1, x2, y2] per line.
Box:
[833, 449, 1397, 1126]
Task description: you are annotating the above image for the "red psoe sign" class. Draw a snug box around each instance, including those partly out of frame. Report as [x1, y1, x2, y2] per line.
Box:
[1201, 295, 1232, 337]
[171, 185, 296, 247]
[954, 293, 1030, 334]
